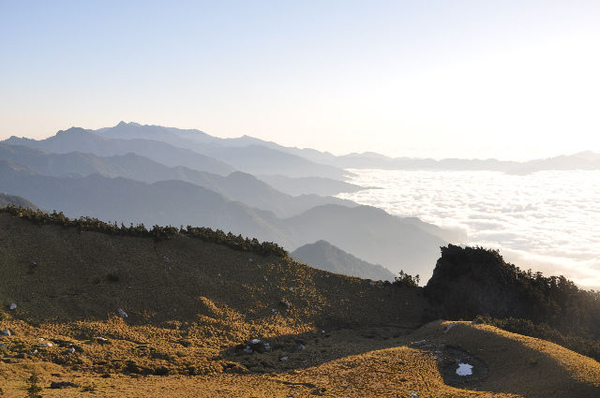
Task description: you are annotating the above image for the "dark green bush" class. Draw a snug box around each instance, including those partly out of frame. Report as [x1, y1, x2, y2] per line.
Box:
[393, 270, 420, 287]
[0, 205, 288, 258]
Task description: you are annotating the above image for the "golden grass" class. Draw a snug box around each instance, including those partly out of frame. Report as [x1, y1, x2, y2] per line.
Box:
[1, 214, 599, 397]
[2, 320, 600, 397]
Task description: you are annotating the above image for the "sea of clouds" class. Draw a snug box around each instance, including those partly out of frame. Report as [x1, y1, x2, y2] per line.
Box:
[338, 169, 600, 290]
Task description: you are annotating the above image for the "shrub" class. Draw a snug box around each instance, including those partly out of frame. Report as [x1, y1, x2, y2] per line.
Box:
[393, 270, 420, 287]
[0, 205, 288, 258]
[26, 373, 43, 398]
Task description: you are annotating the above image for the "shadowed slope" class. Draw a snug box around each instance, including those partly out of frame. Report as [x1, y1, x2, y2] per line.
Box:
[1, 212, 599, 397]
[0, 212, 422, 327]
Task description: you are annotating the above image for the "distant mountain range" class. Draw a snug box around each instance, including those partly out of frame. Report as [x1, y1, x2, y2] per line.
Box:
[9, 122, 597, 175]
[3, 121, 595, 281]
[0, 122, 467, 279]
[0, 144, 351, 219]
[309, 150, 600, 174]
[0, 159, 459, 279]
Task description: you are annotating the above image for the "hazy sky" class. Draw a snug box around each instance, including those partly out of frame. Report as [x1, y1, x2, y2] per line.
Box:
[1, 0, 600, 160]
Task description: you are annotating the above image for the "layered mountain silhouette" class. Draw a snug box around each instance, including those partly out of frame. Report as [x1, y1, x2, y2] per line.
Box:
[0, 160, 456, 278]
[0, 193, 38, 209]
[257, 174, 367, 196]
[310, 150, 600, 174]
[2, 122, 600, 397]
[0, 121, 471, 279]
[95, 121, 350, 179]
[5, 127, 234, 176]
[0, 144, 351, 218]
[292, 240, 395, 281]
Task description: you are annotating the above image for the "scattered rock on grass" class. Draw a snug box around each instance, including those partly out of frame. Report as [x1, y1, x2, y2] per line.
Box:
[444, 323, 456, 334]
[236, 338, 273, 355]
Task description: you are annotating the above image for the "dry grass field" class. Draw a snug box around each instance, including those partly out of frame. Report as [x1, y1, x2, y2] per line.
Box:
[1, 213, 599, 397]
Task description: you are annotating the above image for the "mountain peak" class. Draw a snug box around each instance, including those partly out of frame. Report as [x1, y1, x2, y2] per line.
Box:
[56, 127, 92, 136]
[292, 239, 395, 281]
[116, 121, 141, 127]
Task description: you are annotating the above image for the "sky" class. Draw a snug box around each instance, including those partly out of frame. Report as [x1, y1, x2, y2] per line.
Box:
[1, 0, 600, 160]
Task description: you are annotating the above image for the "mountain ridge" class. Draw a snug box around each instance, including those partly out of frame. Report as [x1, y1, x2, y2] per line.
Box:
[0, 164, 456, 278]
[0, 209, 598, 397]
[6, 122, 600, 174]
[291, 240, 396, 281]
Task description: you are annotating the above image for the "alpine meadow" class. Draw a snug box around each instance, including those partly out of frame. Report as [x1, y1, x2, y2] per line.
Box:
[2, 1, 600, 397]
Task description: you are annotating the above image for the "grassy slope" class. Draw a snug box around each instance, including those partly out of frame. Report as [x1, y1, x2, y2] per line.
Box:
[1, 213, 599, 397]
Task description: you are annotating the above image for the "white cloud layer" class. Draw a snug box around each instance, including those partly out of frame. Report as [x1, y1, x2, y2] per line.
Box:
[339, 169, 600, 290]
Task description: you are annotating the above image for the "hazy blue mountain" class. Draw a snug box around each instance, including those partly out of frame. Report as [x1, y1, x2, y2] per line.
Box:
[304, 150, 600, 174]
[508, 151, 600, 174]
[203, 133, 341, 166]
[291, 240, 396, 281]
[401, 216, 466, 246]
[95, 122, 350, 179]
[0, 143, 164, 179]
[0, 161, 288, 242]
[0, 144, 353, 218]
[0, 162, 458, 279]
[97, 121, 217, 146]
[210, 171, 356, 218]
[74, 122, 600, 175]
[284, 204, 463, 280]
[193, 144, 350, 179]
[0, 192, 38, 209]
[325, 153, 520, 171]
[4, 128, 234, 175]
[257, 174, 368, 196]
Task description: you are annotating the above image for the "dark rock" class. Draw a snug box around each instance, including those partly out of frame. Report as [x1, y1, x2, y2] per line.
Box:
[117, 308, 128, 319]
[245, 338, 271, 354]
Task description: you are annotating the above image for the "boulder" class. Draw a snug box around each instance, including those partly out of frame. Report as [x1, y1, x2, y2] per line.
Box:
[117, 308, 128, 319]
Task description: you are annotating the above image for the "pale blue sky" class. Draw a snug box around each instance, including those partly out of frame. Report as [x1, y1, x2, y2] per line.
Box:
[1, 0, 600, 160]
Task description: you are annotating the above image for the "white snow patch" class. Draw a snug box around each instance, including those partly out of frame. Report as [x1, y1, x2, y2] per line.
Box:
[456, 362, 473, 376]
